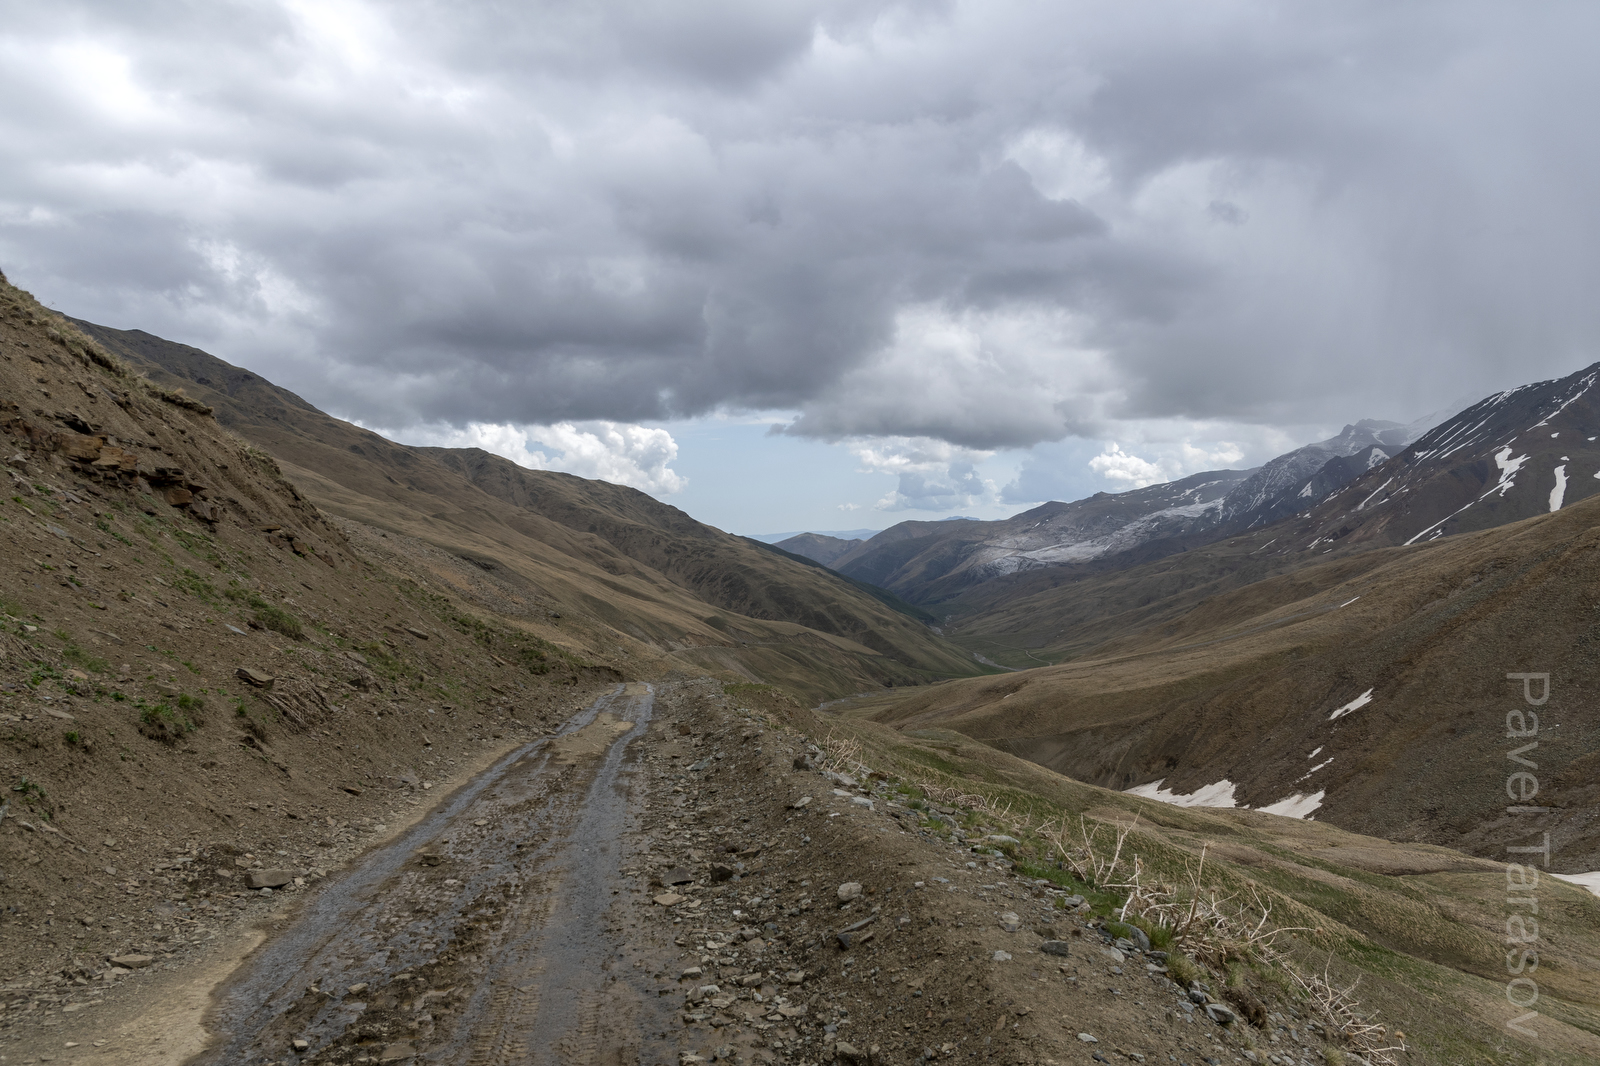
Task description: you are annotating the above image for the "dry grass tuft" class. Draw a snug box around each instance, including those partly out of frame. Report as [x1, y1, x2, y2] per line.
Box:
[1046, 815, 1407, 1065]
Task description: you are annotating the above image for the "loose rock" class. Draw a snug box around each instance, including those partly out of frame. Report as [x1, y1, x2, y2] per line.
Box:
[248, 869, 294, 889]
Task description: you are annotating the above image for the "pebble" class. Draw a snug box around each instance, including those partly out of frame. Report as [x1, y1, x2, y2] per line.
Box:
[836, 882, 863, 902]
[834, 1041, 867, 1065]
[1077, 1032, 1099, 1043]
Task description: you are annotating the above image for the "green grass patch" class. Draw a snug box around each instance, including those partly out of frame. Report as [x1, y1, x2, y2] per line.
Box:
[62, 644, 107, 674]
[173, 568, 219, 604]
[27, 662, 62, 688]
[225, 584, 305, 640]
[136, 698, 200, 743]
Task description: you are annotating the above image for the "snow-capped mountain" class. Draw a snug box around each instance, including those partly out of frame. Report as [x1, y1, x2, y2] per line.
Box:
[1293, 363, 1600, 550]
[1214, 420, 1415, 529]
[831, 419, 1432, 602]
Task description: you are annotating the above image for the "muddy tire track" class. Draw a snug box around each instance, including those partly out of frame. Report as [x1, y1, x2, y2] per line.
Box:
[190, 682, 676, 1066]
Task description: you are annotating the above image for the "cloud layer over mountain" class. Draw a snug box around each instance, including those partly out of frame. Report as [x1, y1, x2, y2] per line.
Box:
[4, 1, 1599, 478]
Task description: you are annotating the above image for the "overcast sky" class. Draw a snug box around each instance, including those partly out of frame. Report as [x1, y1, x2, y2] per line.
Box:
[5, 1, 1599, 534]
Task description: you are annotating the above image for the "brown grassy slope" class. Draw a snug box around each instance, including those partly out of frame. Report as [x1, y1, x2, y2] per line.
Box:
[933, 524, 1390, 666]
[770, 531, 859, 566]
[867, 496, 1600, 868]
[0, 274, 623, 985]
[70, 321, 984, 702]
[799, 702, 1600, 1064]
[417, 446, 954, 653]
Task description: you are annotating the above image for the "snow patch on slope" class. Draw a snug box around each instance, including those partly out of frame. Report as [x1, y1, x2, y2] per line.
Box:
[1328, 689, 1374, 721]
[1552, 872, 1600, 899]
[1124, 779, 1238, 808]
[1550, 465, 1568, 511]
[1256, 791, 1325, 819]
[1491, 446, 1529, 496]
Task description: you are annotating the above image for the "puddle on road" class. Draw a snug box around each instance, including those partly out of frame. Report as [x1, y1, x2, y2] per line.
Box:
[547, 711, 637, 766]
[193, 682, 676, 1066]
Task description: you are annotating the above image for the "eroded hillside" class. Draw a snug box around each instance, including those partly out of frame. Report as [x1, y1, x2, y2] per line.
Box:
[71, 319, 984, 704]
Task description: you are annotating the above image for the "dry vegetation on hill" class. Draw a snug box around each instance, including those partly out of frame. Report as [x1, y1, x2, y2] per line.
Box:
[869, 499, 1600, 868]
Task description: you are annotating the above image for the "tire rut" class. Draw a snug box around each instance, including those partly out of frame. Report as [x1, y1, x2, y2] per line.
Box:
[189, 682, 675, 1066]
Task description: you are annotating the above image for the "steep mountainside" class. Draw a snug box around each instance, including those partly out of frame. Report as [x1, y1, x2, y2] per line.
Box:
[1286, 362, 1600, 550]
[864, 361, 1600, 857]
[1211, 419, 1414, 529]
[830, 420, 1425, 604]
[70, 320, 985, 700]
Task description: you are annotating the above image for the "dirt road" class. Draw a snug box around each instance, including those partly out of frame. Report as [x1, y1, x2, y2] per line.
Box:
[185, 678, 1286, 1066]
[9, 676, 1289, 1066]
[197, 681, 675, 1066]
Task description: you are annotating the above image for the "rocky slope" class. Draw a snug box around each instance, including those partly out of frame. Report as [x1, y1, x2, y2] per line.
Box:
[10, 677, 1595, 1065]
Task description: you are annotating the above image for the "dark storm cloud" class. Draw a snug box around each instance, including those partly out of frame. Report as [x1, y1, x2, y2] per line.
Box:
[3, 0, 1600, 449]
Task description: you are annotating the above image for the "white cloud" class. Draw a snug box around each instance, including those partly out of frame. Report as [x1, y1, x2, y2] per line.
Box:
[1086, 436, 1249, 491]
[1005, 127, 1112, 205]
[1089, 442, 1167, 487]
[836, 502, 861, 511]
[1180, 440, 1246, 469]
[375, 419, 687, 496]
[784, 301, 1119, 449]
[530, 422, 688, 495]
[848, 436, 997, 512]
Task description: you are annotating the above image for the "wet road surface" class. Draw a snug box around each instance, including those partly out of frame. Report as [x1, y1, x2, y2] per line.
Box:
[194, 682, 676, 1066]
